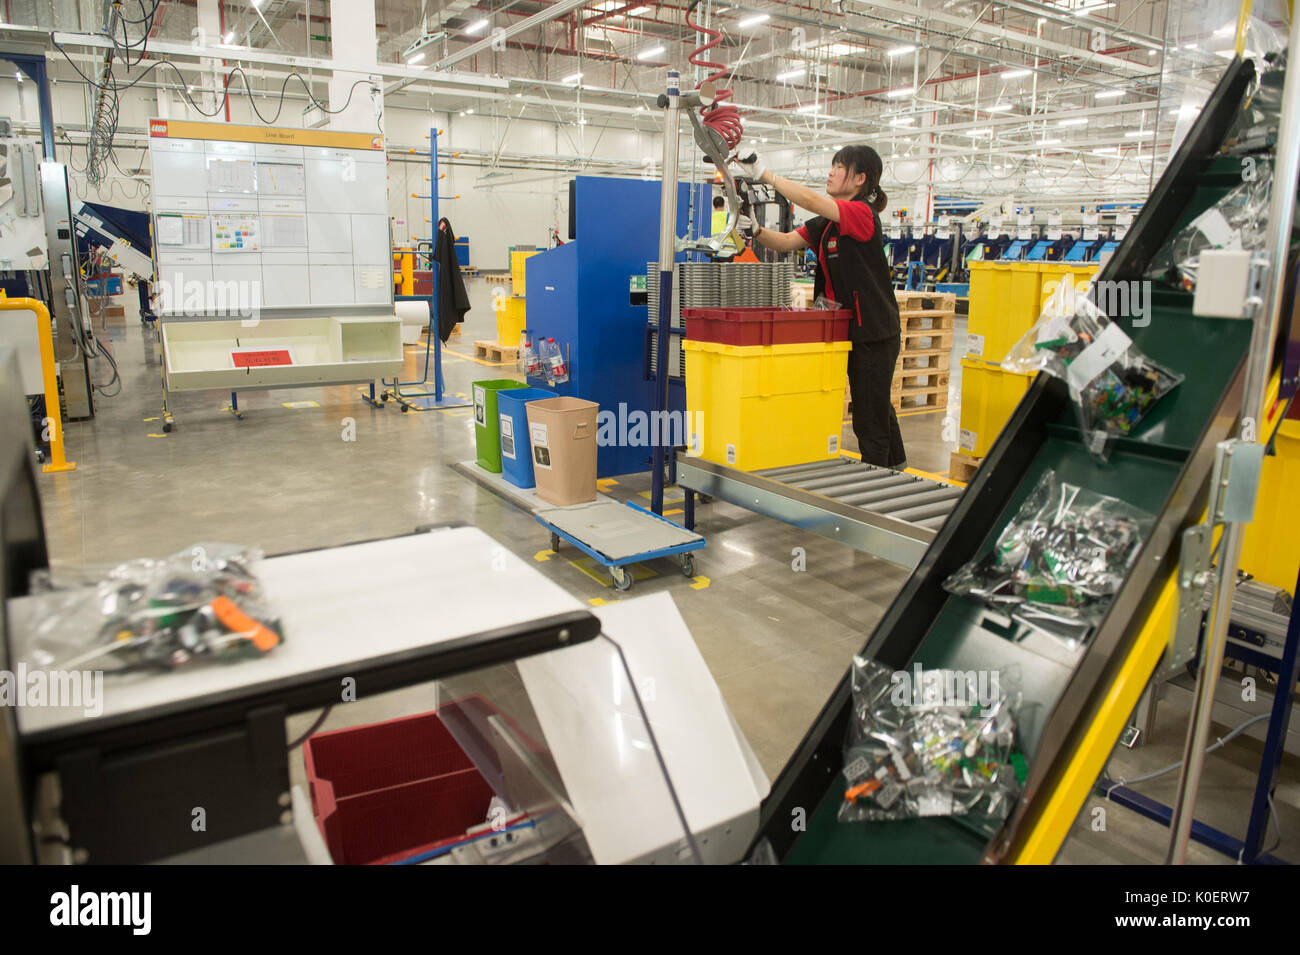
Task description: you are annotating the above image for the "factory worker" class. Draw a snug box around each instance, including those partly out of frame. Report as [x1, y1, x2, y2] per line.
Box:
[733, 145, 905, 468]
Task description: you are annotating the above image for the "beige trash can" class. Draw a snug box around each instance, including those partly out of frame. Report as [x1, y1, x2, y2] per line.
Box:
[525, 396, 599, 506]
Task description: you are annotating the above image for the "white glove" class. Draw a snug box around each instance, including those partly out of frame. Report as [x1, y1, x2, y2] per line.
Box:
[737, 214, 757, 237]
[732, 153, 766, 183]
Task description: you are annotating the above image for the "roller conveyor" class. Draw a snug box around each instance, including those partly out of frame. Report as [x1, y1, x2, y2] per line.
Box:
[677, 455, 961, 568]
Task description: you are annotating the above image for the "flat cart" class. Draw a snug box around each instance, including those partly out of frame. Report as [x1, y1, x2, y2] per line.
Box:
[534, 499, 705, 592]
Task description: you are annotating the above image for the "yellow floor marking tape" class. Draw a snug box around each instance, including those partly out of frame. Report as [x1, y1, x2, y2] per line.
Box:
[568, 556, 659, 587]
[596, 478, 620, 490]
[896, 407, 946, 418]
[533, 549, 554, 562]
[689, 575, 711, 590]
[142, 416, 159, 422]
[664, 508, 684, 516]
[147, 433, 167, 438]
[588, 597, 615, 606]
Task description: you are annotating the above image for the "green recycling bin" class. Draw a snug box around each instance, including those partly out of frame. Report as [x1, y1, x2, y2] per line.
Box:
[473, 378, 524, 472]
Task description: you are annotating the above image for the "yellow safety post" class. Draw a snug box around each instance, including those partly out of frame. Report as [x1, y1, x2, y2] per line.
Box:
[0, 297, 76, 473]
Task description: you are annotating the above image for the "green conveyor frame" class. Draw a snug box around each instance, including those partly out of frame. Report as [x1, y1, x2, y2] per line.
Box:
[753, 55, 1292, 865]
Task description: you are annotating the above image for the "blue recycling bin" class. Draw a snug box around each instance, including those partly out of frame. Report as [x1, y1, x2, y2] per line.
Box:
[496, 387, 554, 488]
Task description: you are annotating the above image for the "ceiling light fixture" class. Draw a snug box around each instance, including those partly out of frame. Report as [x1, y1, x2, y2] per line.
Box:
[796, 103, 821, 113]
[465, 18, 489, 34]
[1058, 117, 1088, 126]
[985, 103, 1011, 112]
[887, 45, 916, 57]
[738, 13, 770, 28]
[562, 72, 583, 84]
[1038, 137, 1062, 145]
[885, 87, 915, 98]
[1095, 89, 1125, 99]
[1003, 69, 1031, 79]
[776, 67, 806, 81]
[223, 31, 234, 43]
[638, 45, 666, 60]
[408, 52, 426, 65]
[889, 117, 915, 126]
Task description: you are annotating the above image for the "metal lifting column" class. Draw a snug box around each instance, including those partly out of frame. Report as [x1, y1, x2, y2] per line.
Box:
[651, 70, 683, 517]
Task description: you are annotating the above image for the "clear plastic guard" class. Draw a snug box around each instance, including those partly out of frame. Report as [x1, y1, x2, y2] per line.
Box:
[431, 633, 699, 865]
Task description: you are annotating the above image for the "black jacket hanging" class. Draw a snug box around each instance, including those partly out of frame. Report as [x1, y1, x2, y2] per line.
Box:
[433, 217, 470, 343]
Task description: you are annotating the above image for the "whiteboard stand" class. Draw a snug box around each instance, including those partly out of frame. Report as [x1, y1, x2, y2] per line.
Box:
[379, 128, 473, 412]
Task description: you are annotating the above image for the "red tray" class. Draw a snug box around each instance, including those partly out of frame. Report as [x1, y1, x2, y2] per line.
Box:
[682, 307, 852, 346]
[305, 710, 495, 865]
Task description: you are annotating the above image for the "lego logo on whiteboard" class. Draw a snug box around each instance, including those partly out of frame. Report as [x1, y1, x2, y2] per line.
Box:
[150, 121, 168, 136]
[370, 136, 384, 150]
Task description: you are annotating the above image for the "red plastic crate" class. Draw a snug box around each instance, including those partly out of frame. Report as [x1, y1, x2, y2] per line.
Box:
[682, 307, 852, 346]
[304, 710, 495, 865]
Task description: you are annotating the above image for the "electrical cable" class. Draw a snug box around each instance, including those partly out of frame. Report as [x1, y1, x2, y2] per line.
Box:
[1102, 712, 1270, 788]
[287, 706, 334, 750]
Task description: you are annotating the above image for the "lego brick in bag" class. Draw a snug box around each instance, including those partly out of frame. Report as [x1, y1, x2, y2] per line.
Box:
[1003, 280, 1183, 460]
[942, 470, 1153, 646]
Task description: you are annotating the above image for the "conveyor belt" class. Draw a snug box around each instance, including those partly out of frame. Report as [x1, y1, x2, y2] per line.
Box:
[676, 455, 961, 568]
[751, 54, 1284, 865]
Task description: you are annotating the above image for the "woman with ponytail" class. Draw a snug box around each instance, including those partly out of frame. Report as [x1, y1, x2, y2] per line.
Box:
[733, 145, 905, 468]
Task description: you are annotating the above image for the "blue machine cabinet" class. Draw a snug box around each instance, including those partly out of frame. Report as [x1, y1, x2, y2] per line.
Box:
[523, 176, 708, 477]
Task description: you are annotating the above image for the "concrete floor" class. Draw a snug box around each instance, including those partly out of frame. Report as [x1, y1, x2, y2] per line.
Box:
[33, 277, 1298, 864]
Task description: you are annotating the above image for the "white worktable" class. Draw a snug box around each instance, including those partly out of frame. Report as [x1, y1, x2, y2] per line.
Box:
[10, 527, 585, 737]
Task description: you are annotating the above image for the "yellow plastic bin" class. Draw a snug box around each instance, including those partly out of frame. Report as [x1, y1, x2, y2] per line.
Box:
[966, 262, 1046, 363]
[684, 339, 851, 471]
[1240, 418, 1300, 590]
[525, 396, 599, 506]
[1038, 263, 1098, 311]
[495, 296, 527, 347]
[511, 250, 538, 297]
[957, 357, 1036, 458]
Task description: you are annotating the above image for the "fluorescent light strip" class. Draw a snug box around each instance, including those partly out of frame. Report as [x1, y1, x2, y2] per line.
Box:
[1058, 117, 1088, 126]
[887, 45, 916, 57]
[1002, 69, 1031, 79]
[638, 45, 666, 60]
[985, 103, 1011, 112]
[562, 72, 583, 83]
[466, 18, 489, 34]
[796, 103, 821, 113]
[408, 52, 426, 65]
[885, 87, 915, 98]
[776, 67, 805, 81]
[889, 117, 915, 126]
[1095, 89, 1125, 99]
[738, 13, 770, 27]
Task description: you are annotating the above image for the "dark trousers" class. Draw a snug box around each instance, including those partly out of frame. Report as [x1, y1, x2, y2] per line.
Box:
[848, 337, 906, 468]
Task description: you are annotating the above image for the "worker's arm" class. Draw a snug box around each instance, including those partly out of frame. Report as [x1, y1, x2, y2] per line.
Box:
[734, 154, 840, 222]
[748, 220, 809, 253]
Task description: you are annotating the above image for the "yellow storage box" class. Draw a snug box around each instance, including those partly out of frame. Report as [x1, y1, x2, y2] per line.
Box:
[1239, 419, 1300, 591]
[684, 339, 851, 472]
[966, 261, 1097, 363]
[511, 250, 539, 297]
[957, 357, 1036, 458]
[495, 296, 527, 347]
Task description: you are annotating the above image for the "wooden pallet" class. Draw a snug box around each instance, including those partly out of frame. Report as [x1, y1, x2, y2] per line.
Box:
[891, 383, 948, 412]
[893, 369, 949, 391]
[895, 290, 957, 312]
[901, 328, 954, 351]
[902, 312, 956, 331]
[896, 350, 951, 374]
[474, 340, 519, 362]
[948, 450, 982, 484]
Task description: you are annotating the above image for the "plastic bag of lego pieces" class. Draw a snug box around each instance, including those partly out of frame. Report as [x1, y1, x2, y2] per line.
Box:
[18, 543, 282, 676]
[1002, 280, 1184, 460]
[942, 471, 1154, 645]
[1145, 158, 1272, 292]
[837, 657, 1026, 824]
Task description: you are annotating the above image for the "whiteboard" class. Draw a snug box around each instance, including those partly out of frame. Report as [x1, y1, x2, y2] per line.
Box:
[149, 119, 392, 319]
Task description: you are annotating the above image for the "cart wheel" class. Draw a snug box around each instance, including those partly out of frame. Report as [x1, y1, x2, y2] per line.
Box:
[610, 566, 633, 591]
[679, 553, 696, 578]
[550, 532, 561, 553]
[162, 420, 173, 433]
[401, 404, 410, 413]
